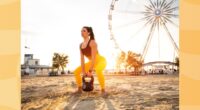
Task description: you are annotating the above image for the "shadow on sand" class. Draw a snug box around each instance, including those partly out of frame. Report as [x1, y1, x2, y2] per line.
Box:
[64, 92, 116, 110]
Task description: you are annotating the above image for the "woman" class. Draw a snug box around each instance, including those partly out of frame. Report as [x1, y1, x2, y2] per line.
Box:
[73, 26, 107, 95]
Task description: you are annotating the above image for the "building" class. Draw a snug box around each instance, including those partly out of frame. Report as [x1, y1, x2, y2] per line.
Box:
[24, 54, 39, 66]
[21, 54, 52, 76]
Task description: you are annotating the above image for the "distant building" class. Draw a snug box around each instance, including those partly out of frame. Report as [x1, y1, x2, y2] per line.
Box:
[21, 54, 52, 76]
[24, 54, 39, 66]
[27, 59, 40, 65]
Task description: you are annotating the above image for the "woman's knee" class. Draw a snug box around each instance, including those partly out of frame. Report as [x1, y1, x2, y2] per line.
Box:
[73, 66, 81, 75]
[95, 70, 105, 76]
[95, 62, 107, 72]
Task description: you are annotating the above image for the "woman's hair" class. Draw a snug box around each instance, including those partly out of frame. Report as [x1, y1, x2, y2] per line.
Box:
[83, 26, 95, 40]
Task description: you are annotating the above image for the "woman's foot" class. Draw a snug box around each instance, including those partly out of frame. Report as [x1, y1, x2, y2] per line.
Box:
[74, 87, 82, 94]
[101, 89, 108, 98]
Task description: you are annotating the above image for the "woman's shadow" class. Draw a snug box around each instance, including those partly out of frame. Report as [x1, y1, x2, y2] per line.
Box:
[104, 98, 116, 110]
[64, 94, 95, 110]
[64, 92, 116, 110]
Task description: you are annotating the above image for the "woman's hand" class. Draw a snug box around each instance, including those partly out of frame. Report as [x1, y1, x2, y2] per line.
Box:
[86, 71, 92, 77]
[82, 71, 87, 76]
[82, 71, 90, 76]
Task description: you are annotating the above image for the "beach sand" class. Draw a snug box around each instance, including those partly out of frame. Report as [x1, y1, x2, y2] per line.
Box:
[21, 74, 179, 110]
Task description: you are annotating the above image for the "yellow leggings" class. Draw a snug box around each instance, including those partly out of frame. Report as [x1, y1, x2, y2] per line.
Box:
[73, 54, 107, 90]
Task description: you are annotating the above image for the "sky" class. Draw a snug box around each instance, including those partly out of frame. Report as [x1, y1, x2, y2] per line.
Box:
[21, 0, 179, 70]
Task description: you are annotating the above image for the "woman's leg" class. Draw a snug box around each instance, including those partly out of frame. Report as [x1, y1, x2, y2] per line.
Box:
[94, 56, 107, 90]
[73, 56, 107, 92]
[73, 66, 82, 88]
[73, 62, 91, 88]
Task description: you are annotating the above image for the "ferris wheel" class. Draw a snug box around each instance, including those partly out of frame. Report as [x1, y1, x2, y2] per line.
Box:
[108, 0, 179, 62]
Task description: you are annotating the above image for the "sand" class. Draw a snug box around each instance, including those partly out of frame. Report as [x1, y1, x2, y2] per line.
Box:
[21, 74, 179, 110]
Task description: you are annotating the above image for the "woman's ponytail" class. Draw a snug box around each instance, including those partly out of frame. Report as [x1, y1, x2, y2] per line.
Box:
[83, 26, 95, 40]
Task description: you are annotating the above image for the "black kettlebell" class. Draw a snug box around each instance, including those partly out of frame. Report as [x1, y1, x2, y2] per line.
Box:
[82, 74, 94, 92]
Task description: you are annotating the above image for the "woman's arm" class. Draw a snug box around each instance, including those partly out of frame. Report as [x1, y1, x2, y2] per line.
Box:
[80, 48, 86, 74]
[89, 40, 97, 71]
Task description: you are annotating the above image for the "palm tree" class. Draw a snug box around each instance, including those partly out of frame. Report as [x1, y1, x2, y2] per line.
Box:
[52, 53, 69, 75]
[60, 55, 69, 74]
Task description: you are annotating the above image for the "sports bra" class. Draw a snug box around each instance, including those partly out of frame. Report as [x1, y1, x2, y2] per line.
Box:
[80, 38, 98, 59]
